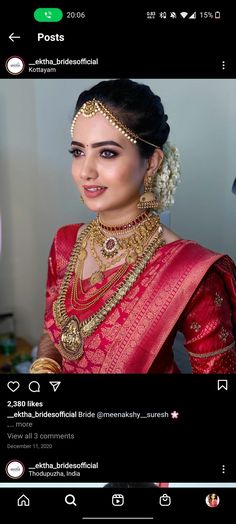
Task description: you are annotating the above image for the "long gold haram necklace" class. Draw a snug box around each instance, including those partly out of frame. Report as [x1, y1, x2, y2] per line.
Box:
[53, 219, 165, 361]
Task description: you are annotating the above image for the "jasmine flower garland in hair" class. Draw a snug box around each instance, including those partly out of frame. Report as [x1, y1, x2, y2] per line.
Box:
[154, 142, 181, 211]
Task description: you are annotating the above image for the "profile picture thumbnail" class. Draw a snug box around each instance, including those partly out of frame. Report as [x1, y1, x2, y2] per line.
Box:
[5, 460, 25, 479]
[205, 493, 220, 508]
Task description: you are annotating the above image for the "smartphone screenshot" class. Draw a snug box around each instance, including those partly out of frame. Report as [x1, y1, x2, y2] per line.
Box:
[0, 3, 235, 519]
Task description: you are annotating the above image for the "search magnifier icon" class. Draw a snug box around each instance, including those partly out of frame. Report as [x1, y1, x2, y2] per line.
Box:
[65, 494, 77, 506]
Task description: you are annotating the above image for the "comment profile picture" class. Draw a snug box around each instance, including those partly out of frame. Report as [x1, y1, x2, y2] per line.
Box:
[5, 56, 25, 75]
[5, 460, 25, 479]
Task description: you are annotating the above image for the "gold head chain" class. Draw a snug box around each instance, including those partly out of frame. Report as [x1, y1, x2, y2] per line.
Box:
[71, 99, 160, 149]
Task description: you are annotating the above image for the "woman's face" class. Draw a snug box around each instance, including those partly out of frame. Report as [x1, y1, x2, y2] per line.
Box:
[70, 113, 149, 215]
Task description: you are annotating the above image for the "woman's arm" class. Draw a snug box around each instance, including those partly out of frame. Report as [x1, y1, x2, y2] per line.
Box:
[30, 231, 63, 373]
[29, 233, 62, 373]
[178, 266, 236, 373]
[30, 330, 62, 373]
[37, 330, 62, 364]
[32, 225, 82, 373]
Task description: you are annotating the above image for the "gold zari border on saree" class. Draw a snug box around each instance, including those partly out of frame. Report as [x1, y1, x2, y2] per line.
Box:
[188, 341, 235, 358]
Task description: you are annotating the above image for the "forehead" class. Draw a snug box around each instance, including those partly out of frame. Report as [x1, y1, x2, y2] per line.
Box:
[72, 112, 130, 146]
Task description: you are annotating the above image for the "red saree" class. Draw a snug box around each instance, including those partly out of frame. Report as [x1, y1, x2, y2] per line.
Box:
[44, 224, 236, 374]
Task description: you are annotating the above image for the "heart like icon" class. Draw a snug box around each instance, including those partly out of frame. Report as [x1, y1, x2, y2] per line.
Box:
[7, 381, 20, 392]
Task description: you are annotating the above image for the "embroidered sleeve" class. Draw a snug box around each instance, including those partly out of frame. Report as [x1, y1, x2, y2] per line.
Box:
[43, 224, 82, 332]
[178, 267, 236, 373]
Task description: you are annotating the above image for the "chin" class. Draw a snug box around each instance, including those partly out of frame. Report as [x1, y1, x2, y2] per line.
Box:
[83, 196, 116, 212]
[84, 200, 108, 213]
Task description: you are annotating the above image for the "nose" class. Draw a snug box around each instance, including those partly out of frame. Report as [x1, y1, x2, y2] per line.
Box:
[79, 155, 98, 181]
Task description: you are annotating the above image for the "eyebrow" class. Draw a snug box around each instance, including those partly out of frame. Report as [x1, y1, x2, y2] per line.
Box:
[71, 140, 123, 149]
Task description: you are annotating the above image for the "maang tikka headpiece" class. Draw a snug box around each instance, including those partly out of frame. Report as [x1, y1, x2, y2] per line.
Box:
[71, 98, 160, 149]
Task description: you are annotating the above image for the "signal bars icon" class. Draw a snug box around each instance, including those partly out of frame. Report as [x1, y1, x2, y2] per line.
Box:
[180, 12, 196, 19]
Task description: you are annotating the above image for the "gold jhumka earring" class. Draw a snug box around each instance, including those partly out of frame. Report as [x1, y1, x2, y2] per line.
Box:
[137, 175, 160, 209]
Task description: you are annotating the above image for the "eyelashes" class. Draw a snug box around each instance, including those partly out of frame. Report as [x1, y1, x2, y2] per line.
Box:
[68, 148, 118, 159]
[68, 148, 82, 157]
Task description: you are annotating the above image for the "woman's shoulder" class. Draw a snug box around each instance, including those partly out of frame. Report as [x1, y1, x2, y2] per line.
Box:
[51, 223, 86, 261]
[160, 226, 236, 282]
[53, 223, 85, 247]
[160, 226, 230, 268]
[161, 225, 225, 258]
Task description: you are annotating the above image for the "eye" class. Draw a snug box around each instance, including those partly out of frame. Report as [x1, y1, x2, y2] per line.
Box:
[68, 148, 84, 158]
[100, 149, 118, 158]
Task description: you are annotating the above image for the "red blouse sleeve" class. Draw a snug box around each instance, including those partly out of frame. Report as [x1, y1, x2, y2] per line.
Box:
[44, 234, 58, 331]
[43, 224, 81, 332]
[178, 266, 236, 373]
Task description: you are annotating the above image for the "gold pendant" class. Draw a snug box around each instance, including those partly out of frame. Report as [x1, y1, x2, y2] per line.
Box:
[101, 236, 119, 258]
[90, 271, 104, 285]
[60, 316, 84, 360]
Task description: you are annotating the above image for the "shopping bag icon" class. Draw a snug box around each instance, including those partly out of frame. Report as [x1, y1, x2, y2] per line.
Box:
[159, 493, 171, 506]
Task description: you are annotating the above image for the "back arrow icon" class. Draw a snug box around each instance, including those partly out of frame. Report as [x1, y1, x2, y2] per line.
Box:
[9, 33, 21, 42]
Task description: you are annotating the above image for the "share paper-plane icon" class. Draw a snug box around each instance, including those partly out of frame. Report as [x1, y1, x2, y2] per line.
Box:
[49, 381, 61, 392]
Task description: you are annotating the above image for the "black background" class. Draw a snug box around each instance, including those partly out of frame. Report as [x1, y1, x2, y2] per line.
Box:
[0, 4, 235, 78]
[1, 375, 234, 482]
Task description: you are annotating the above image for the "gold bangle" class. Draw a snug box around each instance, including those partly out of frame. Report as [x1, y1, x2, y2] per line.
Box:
[29, 357, 62, 374]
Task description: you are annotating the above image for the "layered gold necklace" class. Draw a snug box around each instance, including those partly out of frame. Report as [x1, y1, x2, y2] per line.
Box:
[53, 214, 165, 361]
[71, 212, 158, 311]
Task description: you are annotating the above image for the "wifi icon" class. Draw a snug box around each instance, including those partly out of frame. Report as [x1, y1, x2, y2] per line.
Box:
[180, 12, 188, 18]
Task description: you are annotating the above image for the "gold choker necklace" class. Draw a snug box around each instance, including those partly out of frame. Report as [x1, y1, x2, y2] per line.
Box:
[98, 211, 149, 232]
[92, 213, 158, 262]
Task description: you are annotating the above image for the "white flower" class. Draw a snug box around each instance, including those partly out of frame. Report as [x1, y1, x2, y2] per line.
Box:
[154, 141, 181, 211]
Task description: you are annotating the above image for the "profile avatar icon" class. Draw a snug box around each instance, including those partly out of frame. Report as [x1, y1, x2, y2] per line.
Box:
[5, 460, 25, 479]
[205, 493, 220, 508]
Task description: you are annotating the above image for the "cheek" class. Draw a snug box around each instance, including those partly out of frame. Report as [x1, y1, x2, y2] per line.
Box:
[107, 162, 145, 188]
[71, 162, 79, 182]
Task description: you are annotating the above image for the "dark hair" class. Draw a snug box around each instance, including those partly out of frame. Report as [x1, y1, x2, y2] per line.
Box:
[73, 79, 170, 158]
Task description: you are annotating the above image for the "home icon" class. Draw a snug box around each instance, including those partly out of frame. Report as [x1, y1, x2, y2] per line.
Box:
[17, 494, 30, 507]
